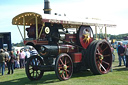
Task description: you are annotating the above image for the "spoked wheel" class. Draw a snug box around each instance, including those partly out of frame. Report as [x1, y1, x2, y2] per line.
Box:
[77, 25, 93, 49]
[55, 53, 73, 81]
[25, 55, 44, 80]
[87, 40, 112, 74]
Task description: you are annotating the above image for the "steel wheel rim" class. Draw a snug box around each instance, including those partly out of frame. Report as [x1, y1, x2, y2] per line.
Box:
[57, 54, 73, 80]
[27, 56, 43, 80]
[95, 41, 112, 74]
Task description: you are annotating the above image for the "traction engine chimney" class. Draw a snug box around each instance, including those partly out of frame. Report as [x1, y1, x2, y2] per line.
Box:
[43, 0, 51, 14]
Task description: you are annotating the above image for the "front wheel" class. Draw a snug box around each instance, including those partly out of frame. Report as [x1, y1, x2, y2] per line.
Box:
[55, 53, 73, 81]
[25, 55, 44, 80]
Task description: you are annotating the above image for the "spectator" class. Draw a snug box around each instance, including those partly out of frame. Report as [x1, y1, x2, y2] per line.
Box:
[7, 51, 16, 74]
[118, 42, 126, 66]
[111, 45, 115, 62]
[31, 47, 38, 56]
[29, 47, 32, 57]
[0, 49, 7, 75]
[13, 50, 17, 69]
[30, 47, 38, 66]
[25, 49, 30, 63]
[4, 49, 10, 74]
[125, 43, 128, 69]
[116, 42, 120, 61]
[19, 50, 25, 68]
[4, 49, 9, 58]
[15, 51, 20, 68]
[110, 45, 114, 72]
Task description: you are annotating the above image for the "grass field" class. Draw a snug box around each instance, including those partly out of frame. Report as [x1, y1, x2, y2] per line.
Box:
[0, 51, 128, 85]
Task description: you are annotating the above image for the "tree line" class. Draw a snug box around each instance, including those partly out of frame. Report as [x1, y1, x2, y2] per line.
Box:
[94, 33, 128, 41]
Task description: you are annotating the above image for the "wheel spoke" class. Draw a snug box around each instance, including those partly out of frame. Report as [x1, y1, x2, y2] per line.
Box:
[35, 60, 37, 66]
[97, 61, 101, 70]
[65, 70, 69, 77]
[33, 58, 36, 65]
[58, 66, 63, 69]
[31, 60, 35, 66]
[102, 61, 110, 66]
[36, 71, 37, 78]
[29, 67, 33, 70]
[99, 63, 107, 72]
[100, 42, 104, 48]
[36, 71, 40, 76]
[61, 71, 65, 78]
[66, 60, 70, 64]
[58, 69, 60, 73]
[30, 70, 34, 74]
[60, 58, 64, 65]
[97, 49, 101, 54]
[30, 64, 34, 67]
[102, 46, 108, 53]
[33, 71, 34, 77]
[103, 54, 111, 57]
[35, 58, 38, 66]
[58, 63, 63, 67]
[63, 72, 66, 79]
[65, 57, 67, 65]
[97, 46, 103, 54]
[67, 65, 70, 68]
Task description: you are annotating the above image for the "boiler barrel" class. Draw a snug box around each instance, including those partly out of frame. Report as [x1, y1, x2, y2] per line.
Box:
[39, 44, 77, 57]
[40, 45, 58, 56]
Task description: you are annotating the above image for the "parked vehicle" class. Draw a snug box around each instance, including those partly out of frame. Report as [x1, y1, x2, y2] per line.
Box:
[12, 0, 116, 81]
[113, 40, 128, 49]
[122, 40, 128, 47]
[113, 41, 122, 49]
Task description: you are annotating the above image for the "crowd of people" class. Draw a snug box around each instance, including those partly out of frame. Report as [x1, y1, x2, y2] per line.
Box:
[0, 47, 38, 76]
[116, 42, 128, 69]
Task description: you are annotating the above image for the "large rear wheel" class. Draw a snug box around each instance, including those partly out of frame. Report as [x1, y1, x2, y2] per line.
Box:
[87, 40, 112, 74]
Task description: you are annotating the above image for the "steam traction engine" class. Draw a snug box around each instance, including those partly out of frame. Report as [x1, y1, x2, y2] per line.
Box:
[12, 1, 116, 81]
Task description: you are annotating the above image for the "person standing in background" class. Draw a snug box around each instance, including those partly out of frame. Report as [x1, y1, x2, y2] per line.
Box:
[15, 50, 20, 68]
[4, 49, 10, 74]
[4, 49, 9, 58]
[31, 48, 38, 56]
[19, 50, 25, 68]
[25, 49, 30, 63]
[118, 42, 126, 66]
[7, 51, 16, 74]
[0, 49, 7, 75]
[125, 43, 128, 69]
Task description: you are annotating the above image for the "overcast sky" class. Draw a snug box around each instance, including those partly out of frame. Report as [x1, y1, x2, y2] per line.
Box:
[0, 0, 128, 43]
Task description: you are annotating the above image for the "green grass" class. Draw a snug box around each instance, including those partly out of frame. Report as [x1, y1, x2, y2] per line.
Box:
[0, 51, 128, 85]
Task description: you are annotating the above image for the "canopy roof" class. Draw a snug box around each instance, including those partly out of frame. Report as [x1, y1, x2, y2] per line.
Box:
[12, 12, 42, 26]
[12, 12, 116, 27]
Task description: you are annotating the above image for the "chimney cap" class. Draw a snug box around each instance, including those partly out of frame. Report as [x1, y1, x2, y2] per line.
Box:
[44, 0, 49, 2]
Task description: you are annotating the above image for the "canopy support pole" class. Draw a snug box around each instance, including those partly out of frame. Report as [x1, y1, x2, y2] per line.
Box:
[36, 16, 38, 39]
[105, 26, 107, 39]
[17, 25, 24, 41]
[95, 26, 98, 40]
[23, 16, 26, 40]
[39, 23, 45, 38]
